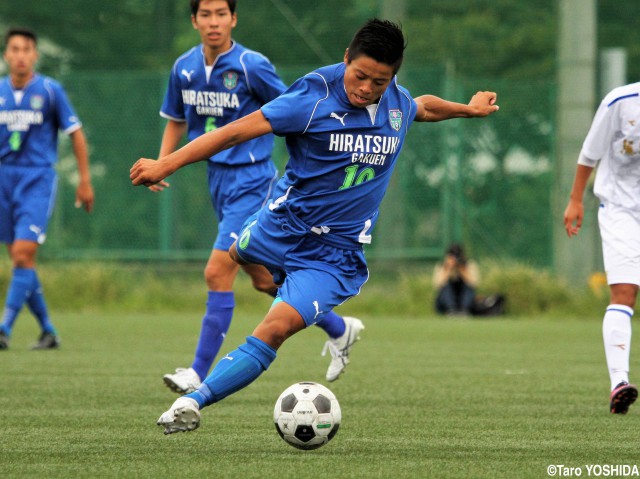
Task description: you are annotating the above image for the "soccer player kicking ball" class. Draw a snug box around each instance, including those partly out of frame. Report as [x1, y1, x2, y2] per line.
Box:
[130, 19, 499, 434]
[564, 82, 640, 414]
[0, 28, 94, 350]
[152, 0, 361, 394]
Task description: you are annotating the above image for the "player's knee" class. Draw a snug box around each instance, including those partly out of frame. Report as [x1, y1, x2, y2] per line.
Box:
[203, 263, 233, 289]
[11, 251, 36, 268]
[610, 285, 639, 308]
[254, 315, 302, 350]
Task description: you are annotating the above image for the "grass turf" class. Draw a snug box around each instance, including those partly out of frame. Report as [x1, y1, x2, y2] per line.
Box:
[1, 311, 638, 478]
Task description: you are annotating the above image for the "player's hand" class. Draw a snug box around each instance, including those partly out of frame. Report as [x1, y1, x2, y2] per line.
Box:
[75, 180, 94, 213]
[563, 200, 584, 237]
[147, 180, 171, 192]
[468, 91, 499, 117]
[130, 158, 173, 187]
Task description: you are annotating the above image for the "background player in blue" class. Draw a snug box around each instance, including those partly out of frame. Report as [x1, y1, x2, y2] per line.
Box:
[155, 0, 360, 395]
[0, 28, 94, 350]
[131, 19, 498, 434]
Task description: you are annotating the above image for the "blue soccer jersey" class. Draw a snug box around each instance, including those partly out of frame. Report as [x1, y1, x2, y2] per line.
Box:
[261, 62, 417, 245]
[0, 74, 82, 167]
[161, 41, 286, 166]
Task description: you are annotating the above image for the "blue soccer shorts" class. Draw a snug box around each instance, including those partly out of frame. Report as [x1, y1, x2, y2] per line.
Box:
[235, 208, 369, 327]
[0, 165, 57, 244]
[207, 160, 278, 251]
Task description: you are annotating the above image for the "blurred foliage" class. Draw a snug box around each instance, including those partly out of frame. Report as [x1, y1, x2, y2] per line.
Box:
[0, 259, 608, 318]
[0, 1, 637, 83]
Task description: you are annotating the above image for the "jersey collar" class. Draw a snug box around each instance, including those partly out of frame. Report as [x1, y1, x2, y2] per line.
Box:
[199, 40, 237, 70]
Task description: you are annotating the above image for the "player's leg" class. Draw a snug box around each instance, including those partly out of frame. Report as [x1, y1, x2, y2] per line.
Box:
[157, 238, 367, 433]
[286, 241, 368, 383]
[0, 241, 37, 347]
[163, 248, 240, 394]
[164, 162, 268, 394]
[157, 301, 302, 434]
[241, 250, 350, 336]
[6, 241, 59, 349]
[15, 241, 58, 349]
[1, 165, 58, 350]
[599, 202, 639, 413]
[241, 263, 278, 296]
[605, 284, 638, 414]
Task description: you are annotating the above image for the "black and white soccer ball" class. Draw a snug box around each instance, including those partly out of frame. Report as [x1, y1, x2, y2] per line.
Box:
[273, 381, 341, 450]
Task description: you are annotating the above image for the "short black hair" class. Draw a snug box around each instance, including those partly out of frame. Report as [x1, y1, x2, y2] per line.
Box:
[347, 19, 406, 74]
[4, 27, 37, 48]
[190, 0, 236, 16]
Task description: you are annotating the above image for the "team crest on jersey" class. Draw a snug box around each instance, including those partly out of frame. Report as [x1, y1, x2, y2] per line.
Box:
[389, 109, 402, 131]
[222, 71, 238, 90]
[30, 95, 44, 110]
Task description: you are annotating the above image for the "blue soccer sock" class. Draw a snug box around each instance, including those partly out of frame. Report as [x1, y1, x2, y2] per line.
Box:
[186, 335, 277, 409]
[1, 268, 36, 335]
[315, 311, 346, 339]
[191, 291, 235, 380]
[26, 271, 56, 335]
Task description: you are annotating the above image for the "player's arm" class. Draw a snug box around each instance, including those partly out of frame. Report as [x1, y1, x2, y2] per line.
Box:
[131, 110, 273, 187]
[563, 161, 595, 238]
[413, 91, 499, 122]
[148, 120, 187, 192]
[70, 128, 94, 213]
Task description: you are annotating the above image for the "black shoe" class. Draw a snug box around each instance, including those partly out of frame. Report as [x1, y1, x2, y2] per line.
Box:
[31, 332, 60, 350]
[0, 331, 9, 350]
[610, 382, 638, 414]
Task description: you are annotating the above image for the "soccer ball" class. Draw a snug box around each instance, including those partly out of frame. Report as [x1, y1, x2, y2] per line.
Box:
[273, 381, 341, 450]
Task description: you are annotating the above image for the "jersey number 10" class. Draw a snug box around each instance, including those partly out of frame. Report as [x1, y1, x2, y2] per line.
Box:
[339, 165, 375, 190]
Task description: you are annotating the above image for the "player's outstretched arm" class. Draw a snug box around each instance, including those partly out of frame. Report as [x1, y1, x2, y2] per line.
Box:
[130, 110, 273, 187]
[563, 164, 594, 238]
[414, 91, 499, 122]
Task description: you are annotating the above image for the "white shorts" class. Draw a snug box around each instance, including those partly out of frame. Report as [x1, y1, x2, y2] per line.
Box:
[598, 202, 640, 285]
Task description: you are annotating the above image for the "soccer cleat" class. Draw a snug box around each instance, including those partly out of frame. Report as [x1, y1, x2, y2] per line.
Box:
[163, 367, 201, 394]
[31, 332, 60, 350]
[0, 331, 9, 350]
[321, 316, 364, 382]
[157, 397, 201, 434]
[610, 382, 638, 414]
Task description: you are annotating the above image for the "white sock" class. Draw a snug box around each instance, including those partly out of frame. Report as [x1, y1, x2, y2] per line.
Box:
[602, 304, 633, 390]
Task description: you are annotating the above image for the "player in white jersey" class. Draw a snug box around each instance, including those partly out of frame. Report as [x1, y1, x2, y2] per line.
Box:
[564, 82, 640, 414]
[131, 19, 498, 434]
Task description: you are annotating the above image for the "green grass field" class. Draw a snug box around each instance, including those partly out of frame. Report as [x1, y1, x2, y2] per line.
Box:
[1, 310, 638, 478]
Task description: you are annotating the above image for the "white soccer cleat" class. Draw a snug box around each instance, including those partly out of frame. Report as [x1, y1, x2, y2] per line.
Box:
[163, 367, 201, 394]
[157, 397, 201, 435]
[321, 316, 365, 382]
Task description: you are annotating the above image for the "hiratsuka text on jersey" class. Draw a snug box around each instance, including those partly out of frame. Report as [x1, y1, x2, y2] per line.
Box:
[329, 133, 400, 165]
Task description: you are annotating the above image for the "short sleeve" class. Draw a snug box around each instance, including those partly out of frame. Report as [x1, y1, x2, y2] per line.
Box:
[581, 98, 616, 161]
[160, 64, 185, 121]
[261, 73, 328, 136]
[243, 53, 287, 104]
[50, 81, 81, 134]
